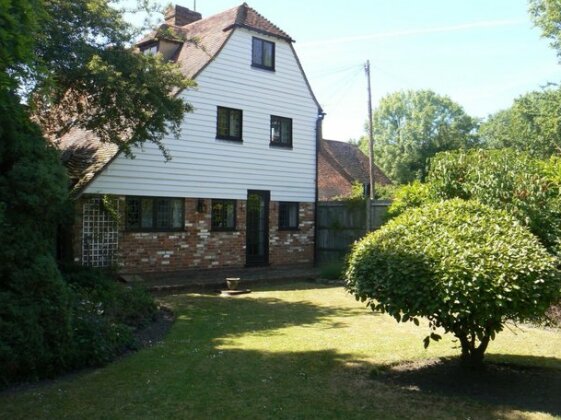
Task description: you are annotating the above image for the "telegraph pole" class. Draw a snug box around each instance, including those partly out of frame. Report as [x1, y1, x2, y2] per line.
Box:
[364, 60, 375, 231]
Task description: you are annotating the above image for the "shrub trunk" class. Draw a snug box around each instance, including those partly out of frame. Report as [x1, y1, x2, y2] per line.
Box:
[457, 333, 490, 369]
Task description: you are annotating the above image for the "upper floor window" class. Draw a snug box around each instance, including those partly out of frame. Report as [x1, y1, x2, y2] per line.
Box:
[126, 197, 183, 231]
[252, 37, 275, 71]
[140, 43, 158, 55]
[279, 202, 299, 230]
[216, 106, 243, 141]
[211, 199, 236, 231]
[270, 116, 292, 148]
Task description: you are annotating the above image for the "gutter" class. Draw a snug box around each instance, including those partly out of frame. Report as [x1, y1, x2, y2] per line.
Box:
[314, 111, 326, 267]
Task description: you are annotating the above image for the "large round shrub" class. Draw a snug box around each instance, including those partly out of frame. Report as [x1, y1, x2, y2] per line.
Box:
[346, 199, 561, 366]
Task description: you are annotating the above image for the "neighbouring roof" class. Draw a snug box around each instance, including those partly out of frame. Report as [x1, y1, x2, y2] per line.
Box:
[320, 139, 392, 186]
[54, 3, 318, 195]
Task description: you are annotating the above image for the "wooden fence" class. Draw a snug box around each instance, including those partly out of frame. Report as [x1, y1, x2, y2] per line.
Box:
[316, 200, 391, 264]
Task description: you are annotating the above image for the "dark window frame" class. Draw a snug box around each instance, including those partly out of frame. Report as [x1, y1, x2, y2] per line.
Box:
[216, 106, 243, 142]
[278, 202, 299, 231]
[252, 37, 275, 71]
[211, 199, 237, 231]
[140, 42, 159, 55]
[125, 196, 184, 232]
[270, 115, 293, 148]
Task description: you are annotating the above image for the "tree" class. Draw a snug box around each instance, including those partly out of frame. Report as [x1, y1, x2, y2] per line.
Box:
[0, 0, 192, 383]
[26, 0, 194, 158]
[360, 90, 478, 184]
[428, 149, 561, 256]
[386, 149, 561, 256]
[480, 87, 561, 157]
[0, 89, 73, 383]
[530, 0, 561, 61]
[346, 199, 560, 367]
[476, 1, 561, 158]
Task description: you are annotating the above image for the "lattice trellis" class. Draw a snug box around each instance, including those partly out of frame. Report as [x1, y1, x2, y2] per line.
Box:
[82, 197, 119, 267]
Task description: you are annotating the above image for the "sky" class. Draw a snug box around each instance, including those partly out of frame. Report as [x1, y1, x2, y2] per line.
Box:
[129, 0, 561, 141]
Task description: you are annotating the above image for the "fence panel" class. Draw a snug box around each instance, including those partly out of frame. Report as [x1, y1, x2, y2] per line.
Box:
[316, 200, 390, 264]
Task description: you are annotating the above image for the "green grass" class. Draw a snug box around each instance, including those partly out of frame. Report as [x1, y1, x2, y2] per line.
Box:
[2, 282, 561, 419]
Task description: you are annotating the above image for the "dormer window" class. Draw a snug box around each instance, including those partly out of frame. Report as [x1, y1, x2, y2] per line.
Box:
[140, 43, 158, 55]
[252, 37, 275, 71]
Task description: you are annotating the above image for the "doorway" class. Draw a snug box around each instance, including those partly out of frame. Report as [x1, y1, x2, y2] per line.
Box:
[246, 190, 270, 266]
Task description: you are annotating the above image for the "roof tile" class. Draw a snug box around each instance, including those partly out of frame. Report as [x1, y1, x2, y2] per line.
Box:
[320, 139, 392, 186]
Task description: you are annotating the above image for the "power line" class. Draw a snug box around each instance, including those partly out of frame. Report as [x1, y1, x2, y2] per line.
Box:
[320, 64, 363, 107]
[308, 63, 363, 80]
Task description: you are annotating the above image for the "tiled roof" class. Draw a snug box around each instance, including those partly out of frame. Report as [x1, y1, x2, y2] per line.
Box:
[55, 128, 119, 195]
[232, 3, 293, 42]
[320, 139, 392, 186]
[139, 3, 293, 79]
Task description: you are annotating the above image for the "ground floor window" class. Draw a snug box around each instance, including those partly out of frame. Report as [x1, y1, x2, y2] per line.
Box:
[211, 199, 236, 231]
[278, 202, 299, 230]
[126, 197, 183, 231]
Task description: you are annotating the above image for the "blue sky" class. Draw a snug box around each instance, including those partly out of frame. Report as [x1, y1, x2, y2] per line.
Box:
[130, 0, 560, 141]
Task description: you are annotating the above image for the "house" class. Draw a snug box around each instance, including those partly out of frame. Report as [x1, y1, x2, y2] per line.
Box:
[57, 3, 323, 272]
[318, 139, 391, 200]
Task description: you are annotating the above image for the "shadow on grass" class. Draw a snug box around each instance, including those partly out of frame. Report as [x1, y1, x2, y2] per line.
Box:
[374, 355, 561, 416]
[165, 292, 372, 341]
[4, 289, 561, 419]
[166, 292, 561, 416]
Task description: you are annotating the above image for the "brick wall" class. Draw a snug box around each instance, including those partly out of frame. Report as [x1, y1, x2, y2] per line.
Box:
[118, 198, 246, 272]
[73, 196, 315, 272]
[269, 202, 315, 266]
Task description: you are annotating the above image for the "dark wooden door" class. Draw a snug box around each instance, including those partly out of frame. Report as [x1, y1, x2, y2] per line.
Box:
[246, 190, 270, 266]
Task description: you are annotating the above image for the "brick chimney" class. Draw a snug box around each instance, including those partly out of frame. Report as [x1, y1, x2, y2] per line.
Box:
[165, 5, 202, 26]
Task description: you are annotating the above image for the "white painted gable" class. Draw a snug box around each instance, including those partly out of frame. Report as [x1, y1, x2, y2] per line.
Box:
[84, 28, 320, 202]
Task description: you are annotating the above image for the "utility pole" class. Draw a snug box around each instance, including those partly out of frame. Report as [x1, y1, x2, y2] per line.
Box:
[364, 60, 375, 232]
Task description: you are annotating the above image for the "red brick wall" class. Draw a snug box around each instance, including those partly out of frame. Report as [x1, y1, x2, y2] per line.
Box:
[269, 202, 315, 266]
[318, 153, 352, 200]
[118, 198, 246, 272]
[73, 196, 315, 272]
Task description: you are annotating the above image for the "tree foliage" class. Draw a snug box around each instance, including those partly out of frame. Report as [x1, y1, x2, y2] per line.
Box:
[360, 90, 479, 184]
[0, 90, 72, 383]
[480, 87, 561, 157]
[530, 0, 561, 61]
[26, 0, 194, 158]
[384, 180, 432, 220]
[428, 149, 561, 256]
[0, 0, 181, 384]
[346, 199, 560, 367]
[0, 0, 42, 88]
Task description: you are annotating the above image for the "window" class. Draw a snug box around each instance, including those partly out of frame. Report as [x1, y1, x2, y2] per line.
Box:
[252, 37, 275, 70]
[216, 107, 243, 141]
[140, 43, 158, 55]
[279, 202, 299, 230]
[270, 116, 292, 147]
[126, 197, 183, 231]
[211, 199, 236, 231]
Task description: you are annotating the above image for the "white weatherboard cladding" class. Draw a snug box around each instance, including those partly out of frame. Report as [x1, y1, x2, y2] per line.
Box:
[85, 29, 319, 202]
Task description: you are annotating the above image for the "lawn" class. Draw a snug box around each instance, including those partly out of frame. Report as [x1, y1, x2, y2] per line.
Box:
[2, 282, 561, 419]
